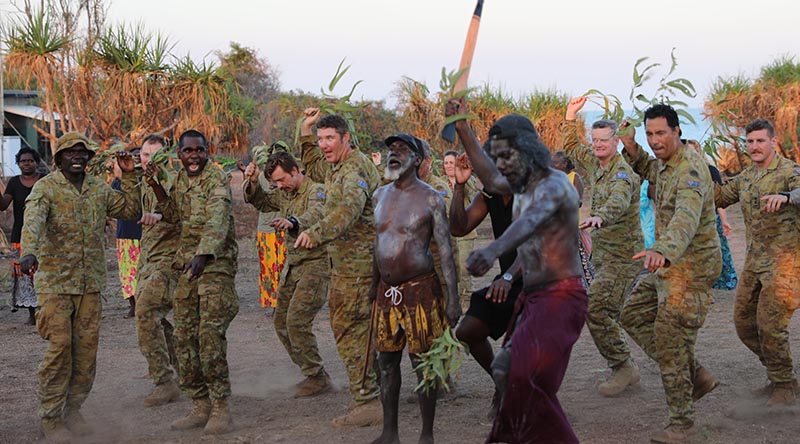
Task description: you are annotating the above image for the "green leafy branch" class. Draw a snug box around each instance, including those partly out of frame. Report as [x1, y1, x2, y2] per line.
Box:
[439, 66, 476, 126]
[413, 327, 469, 394]
[584, 49, 697, 135]
[295, 58, 366, 146]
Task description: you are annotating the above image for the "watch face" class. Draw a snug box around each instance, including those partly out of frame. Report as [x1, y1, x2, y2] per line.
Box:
[502, 273, 513, 281]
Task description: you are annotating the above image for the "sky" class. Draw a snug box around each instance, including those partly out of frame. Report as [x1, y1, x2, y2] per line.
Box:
[4, 0, 800, 110]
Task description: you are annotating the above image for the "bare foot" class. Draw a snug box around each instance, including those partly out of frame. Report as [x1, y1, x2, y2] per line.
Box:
[369, 433, 400, 444]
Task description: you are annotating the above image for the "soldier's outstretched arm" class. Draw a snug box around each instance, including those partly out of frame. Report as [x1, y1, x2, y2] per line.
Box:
[714, 175, 741, 209]
[20, 184, 48, 273]
[445, 98, 512, 196]
[431, 191, 462, 327]
[194, 178, 233, 261]
[295, 184, 326, 230]
[591, 173, 636, 226]
[304, 173, 370, 247]
[651, 169, 706, 264]
[107, 171, 145, 221]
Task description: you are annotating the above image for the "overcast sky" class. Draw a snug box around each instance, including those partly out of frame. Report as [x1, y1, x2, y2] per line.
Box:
[6, 0, 800, 109]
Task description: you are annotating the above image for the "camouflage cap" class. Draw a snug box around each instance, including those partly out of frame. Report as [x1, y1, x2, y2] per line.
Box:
[54, 132, 95, 158]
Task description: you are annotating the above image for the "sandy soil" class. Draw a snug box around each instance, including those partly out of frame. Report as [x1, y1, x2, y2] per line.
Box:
[1, 173, 799, 444]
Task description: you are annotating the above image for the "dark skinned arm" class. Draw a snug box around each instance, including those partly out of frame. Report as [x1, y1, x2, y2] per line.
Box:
[486, 256, 522, 303]
[430, 191, 462, 327]
[446, 99, 513, 196]
[450, 184, 489, 237]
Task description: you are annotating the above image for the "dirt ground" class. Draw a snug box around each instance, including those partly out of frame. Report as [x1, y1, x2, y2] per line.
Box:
[1, 173, 799, 444]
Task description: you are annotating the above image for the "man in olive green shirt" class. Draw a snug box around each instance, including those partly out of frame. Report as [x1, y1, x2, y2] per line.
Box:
[561, 96, 643, 396]
[296, 109, 382, 427]
[143, 129, 239, 435]
[619, 104, 721, 444]
[21, 132, 140, 442]
[714, 118, 800, 407]
[244, 151, 331, 398]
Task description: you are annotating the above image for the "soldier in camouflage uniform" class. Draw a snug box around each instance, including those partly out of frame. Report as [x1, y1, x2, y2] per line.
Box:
[618, 105, 721, 444]
[135, 134, 181, 407]
[714, 118, 800, 407]
[296, 108, 383, 427]
[561, 96, 643, 396]
[243, 152, 332, 397]
[142, 129, 239, 435]
[20, 132, 141, 443]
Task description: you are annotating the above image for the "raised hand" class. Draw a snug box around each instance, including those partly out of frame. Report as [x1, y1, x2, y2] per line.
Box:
[244, 161, 260, 184]
[454, 153, 472, 184]
[565, 96, 587, 121]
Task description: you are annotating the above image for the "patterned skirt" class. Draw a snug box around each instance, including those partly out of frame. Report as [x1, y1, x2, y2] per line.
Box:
[10, 243, 36, 308]
[578, 236, 595, 289]
[713, 213, 738, 291]
[116, 238, 141, 299]
[257, 230, 287, 308]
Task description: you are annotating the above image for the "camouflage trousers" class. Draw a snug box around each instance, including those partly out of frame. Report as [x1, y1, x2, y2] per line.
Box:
[620, 266, 716, 426]
[275, 260, 329, 377]
[135, 267, 178, 386]
[586, 260, 640, 368]
[455, 237, 474, 307]
[329, 274, 379, 404]
[735, 266, 800, 383]
[35, 292, 101, 420]
[173, 271, 239, 401]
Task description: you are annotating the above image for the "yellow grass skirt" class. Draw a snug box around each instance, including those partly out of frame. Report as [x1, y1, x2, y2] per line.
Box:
[257, 230, 286, 308]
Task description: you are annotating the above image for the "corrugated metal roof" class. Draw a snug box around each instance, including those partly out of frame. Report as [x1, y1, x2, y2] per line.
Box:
[4, 105, 61, 122]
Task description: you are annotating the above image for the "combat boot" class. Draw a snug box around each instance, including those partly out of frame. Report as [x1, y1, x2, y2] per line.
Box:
[751, 379, 799, 398]
[144, 379, 180, 407]
[598, 359, 640, 397]
[650, 423, 697, 444]
[767, 382, 796, 407]
[691, 366, 718, 401]
[41, 418, 72, 444]
[64, 407, 93, 436]
[331, 398, 382, 427]
[203, 398, 234, 435]
[294, 369, 332, 398]
[170, 397, 211, 430]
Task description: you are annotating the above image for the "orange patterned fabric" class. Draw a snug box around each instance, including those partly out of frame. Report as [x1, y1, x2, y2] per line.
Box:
[257, 230, 286, 308]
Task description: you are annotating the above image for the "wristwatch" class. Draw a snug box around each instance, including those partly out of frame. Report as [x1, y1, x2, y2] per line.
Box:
[779, 191, 791, 201]
[501, 272, 514, 282]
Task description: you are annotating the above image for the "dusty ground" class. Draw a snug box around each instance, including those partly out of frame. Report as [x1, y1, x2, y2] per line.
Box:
[1, 173, 799, 444]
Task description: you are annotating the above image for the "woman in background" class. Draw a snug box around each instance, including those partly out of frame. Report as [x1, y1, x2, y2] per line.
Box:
[1, 147, 45, 325]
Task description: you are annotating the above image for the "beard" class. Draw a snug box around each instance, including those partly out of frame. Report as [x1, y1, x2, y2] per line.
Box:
[383, 156, 416, 182]
[506, 168, 531, 194]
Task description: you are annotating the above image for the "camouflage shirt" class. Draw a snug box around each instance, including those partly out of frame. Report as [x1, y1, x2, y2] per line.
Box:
[623, 144, 720, 278]
[715, 153, 800, 272]
[139, 172, 181, 273]
[560, 120, 643, 262]
[244, 176, 327, 266]
[301, 135, 380, 277]
[22, 171, 141, 294]
[424, 173, 453, 208]
[156, 163, 238, 277]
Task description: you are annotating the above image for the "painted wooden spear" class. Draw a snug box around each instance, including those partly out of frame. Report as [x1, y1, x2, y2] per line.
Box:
[441, 0, 485, 143]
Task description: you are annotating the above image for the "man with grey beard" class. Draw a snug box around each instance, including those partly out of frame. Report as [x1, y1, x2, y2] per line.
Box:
[369, 133, 461, 444]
